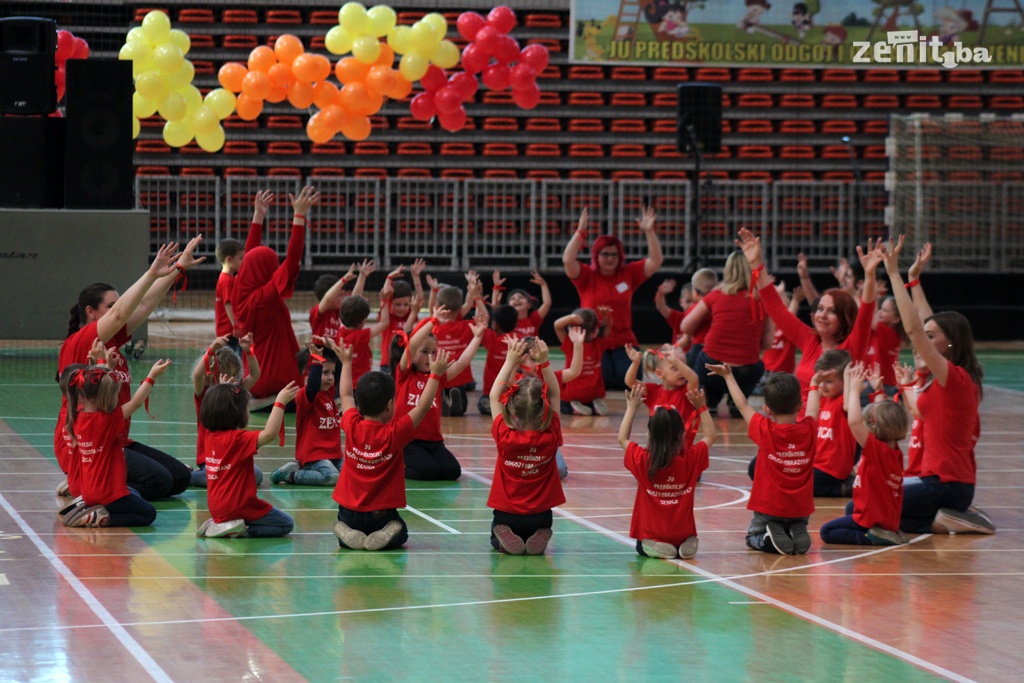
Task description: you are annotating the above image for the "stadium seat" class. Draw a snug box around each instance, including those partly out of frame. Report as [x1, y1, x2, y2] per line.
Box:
[653, 67, 689, 81]
[610, 67, 646, 80]
[780, 120, 816, 134]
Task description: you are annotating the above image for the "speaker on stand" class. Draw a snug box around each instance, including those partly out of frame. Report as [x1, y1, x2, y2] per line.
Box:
[64, 59, 134, 210]
[0, 17, 57, 114]
[676, 83, 723, 274]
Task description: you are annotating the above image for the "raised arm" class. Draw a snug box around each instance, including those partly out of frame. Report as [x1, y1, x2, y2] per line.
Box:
[534, 339, 560, 409]
[617, 383, 645, 450]
[531, 271, 552, 320]
[127, 235, 206, 334]
[906, 242, 934, 320]
[410, 258, 426, 314]
[192, 335, 229, 395]
[489, 337, 527, 418]
[680, 300, 710, 336]
[303, 337, 325, 403]
[654, 278, 676, 319]
[246, 189, 273, 251]
[491, 270, 505, 307]
[665, 348, 698, 387]
[351, 259, 375, 298]
[706, 363, 757, 423]
[121, 359, 172, 419]
[446, 320, 485, 381]
[638, 206, 664, 278]
[561, 326, 587, 384]
[562, 208, 588, 280]
[553, 312, 581, 343]
[687, 387, 716, 448]
[623, 345, 643, 389]
[319, 264, 355, 314]
[845, 363, 870, 447]
[796, 253, 820, 303]
[239, 332, 260, 390]
[368, 286, 392, 337]
[893, 361, 920, 418]
[274, 186, 318, 297]
[257, 382, 299, 447]
[96, 242, 179, 343]
[409, 350, 450, 427]
[335, 341, 356, 413]
[805, 370, 823, 420]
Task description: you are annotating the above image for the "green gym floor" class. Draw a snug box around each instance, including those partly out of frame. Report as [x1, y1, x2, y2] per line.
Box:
[0, 348, 1021, 682]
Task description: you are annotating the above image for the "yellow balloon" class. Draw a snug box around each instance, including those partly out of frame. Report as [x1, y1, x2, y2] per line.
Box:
[158, 91, 187, 121]
[205, 88, 237, 119]
[409, 22, 439, 54]
[132, 116, 140, 139]
[338, 2, 370, 34]
[119, 40, 152, 63]
[387, 26, 411, 54]
[178, 84, 203, 116]
[167, 29, 191, 55]
[162, 119, 193, 147]
[422, 13, 448, 38]
[367, 6, 397, 37]
[431, 40, 460, 69]
[165, 59, 195, 91]
[398, 51, 429, 82]
[132, 91, 157, 118]
[191, 104, 218, 134]
[153, 44, 184, 73]
[325, 25, 354, 55]
[141, 10, 171, 45]
[126, 27, 151, 45]
[132, 58, 155, 79]
[352, 35, 381, 64]
[195, 125, 225, 153]
[135, 70, 168, 103]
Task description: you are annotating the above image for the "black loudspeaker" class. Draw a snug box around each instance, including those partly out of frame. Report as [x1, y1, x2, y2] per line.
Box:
[65, 59, 134, 210]
[676, 83, 722, 154]
[0, 116, 66, 208]
[0, 17, 57, 114]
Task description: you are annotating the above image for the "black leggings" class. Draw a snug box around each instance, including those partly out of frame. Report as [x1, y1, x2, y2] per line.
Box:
[490, 509, 553, 550]
[337, 506, 408, 549]
[106, 491, 157, 527]
[404, 439, 461, 481]
[124, 441, 190, 500]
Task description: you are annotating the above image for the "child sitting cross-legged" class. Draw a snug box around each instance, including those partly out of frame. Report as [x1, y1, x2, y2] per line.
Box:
[331, 344, 452, 551]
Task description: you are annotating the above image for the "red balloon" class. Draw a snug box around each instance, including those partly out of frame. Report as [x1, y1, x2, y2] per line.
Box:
[493, 36, 520, 65]
[518, 44, 550, 73]
[71, 37, 90, 60]
[460, 43, 489, 75]
[409, 92, 437, 121]
[509, 63, 537, 91]
[487, 6, 517, 34]
[56, 30, 75, 61]
[512, 83, 540, 110]
[450, 72, 479, 101]
[55, 64, 66, 101]
[438, 106, 467, 132]
[474, 26, 500, 56]
[456, 12, 487, 42]
[481, 64, 510, 91]
[434, 86, 463, 115]
[421, 65, 448, 92]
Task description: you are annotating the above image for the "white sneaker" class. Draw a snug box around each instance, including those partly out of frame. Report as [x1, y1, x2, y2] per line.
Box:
[55, 479, 71, 497]
[641, 539, 678, 559]
[591, 398, 609, 415]
[333, 521, 367, 549]
[932, 508, 995, 535]
[569, 400, 593, 416]
[202, 518, 247, 538]
[678, 536, 699, 559]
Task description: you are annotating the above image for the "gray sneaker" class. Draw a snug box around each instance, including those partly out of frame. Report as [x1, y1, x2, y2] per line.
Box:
[203, 518, 247, 538]
[765, 521, 795, 554]
[866, 526, 906, 546]
[364, 520, 404, 551]
[333, 520, 367, 549]
[55, 479, 71, 497]
[591, 398, 609, 416]
[790, 521, 812, 554]
[524, 528, 553, 555]
[569, 401, 593, 416]
[64, 504, 110, 528]
[678, 536, 699, 559]
[270, 460, 300, 485]
[493, 524, 526, 555]
[641, 539, 679, 559]
[932, 508, 996, 535]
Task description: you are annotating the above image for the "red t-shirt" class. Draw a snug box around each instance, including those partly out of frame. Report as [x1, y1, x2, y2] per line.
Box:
[394, 363, 445, 442]
[665, 308, 686, 347]
[295, 387, 341, 465]
[905, 415, 924, 477]
[570, 260, 649, 347]
[624, 440, 709, 545]
[812, 394, 857, 481]
[851, 434, 904, 532]
[747, 413, 817, 518]
[205, 429, 271, 522]
[866, 323, 901, 386]
[55, 321, 131, 473]
[560, 337, 608, 403]
[762, 326, 796, 374]
[481, 328, 513, 393]
[380, 307, 410, 367]
[74, 410, 130, 507]
[338, 326, 373, 385]
[643, 382, 695, 426]
[309, 305, 342, 342]
[514, 311, 543, 338]
[215, 271, 235, 337]
[916, 363, 979, 484]
[434, 318, 475, 387]
[700, 289, 766, 366]
[487, 415, 565, 515]
[333, 409, 415, 511]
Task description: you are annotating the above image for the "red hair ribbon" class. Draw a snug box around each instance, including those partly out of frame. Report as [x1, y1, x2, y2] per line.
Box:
[749, 266, 764, 321]
[172, 263, 188, 302]
[394, 330, 409, 349]
[72, 367, 106, 388]
[685, 405, 706, 446]
[499, 382, 520, 405]
[278, 421, 286, 446]
[540, 381, 550, 424]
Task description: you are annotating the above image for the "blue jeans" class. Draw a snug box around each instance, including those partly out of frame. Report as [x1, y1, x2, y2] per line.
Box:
[294, 459, 339, 486]
[900, 475, 974, 534]
[246, 506, 294, 538]
[695, 350, 764, 414]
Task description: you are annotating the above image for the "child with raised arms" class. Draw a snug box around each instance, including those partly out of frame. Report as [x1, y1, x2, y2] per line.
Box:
[491, 269, 552, 338]
[379, 259, 426, 371]
[332, 344, 452, 551]
[819, 363, 909, 546]
[432, 282, 488, 416]
[337, 289, 390, 388]
[803, 349, 857, 497]
[555, 308, 611, 416]
[486, 338, 564, 555]
[618, 383, 715, 559]
[477, 304, 519, 417]
[197, 381, 299, 538]
[624, 344, 698, 426]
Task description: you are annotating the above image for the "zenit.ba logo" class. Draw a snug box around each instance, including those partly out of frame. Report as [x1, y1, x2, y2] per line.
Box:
[851, 30, 991, 69]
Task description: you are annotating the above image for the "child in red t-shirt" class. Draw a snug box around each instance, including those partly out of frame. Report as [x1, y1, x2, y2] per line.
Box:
[486, 338, 564, 555]
[196, 381, 299, 538]
[654, 278, 694, 347]
[819, 363, 909, 546]
[60, 360, 171, 528]
[555, 308, 611, 416]
[389, 306, 485, 480]
[379, 259, 426, 371]
[331, 344, 451, 550]
[864, 296, 908, 398]
[709, 364, 817, 555]
[618, 382, 716, 559]
[491, 269, 552, 338]
[190, 333, 261, 489]
[309, 260, 372, 341]
[271, 337, 343, 487]
[432, 284, 488, 416]
[477, 304, 519, 416]
[214, 190, 270, 355]
[338, 294, 390, 387]
[625, 344, 698, 427]
[894, 358, 925, 477]
[803, 349, 857, 497]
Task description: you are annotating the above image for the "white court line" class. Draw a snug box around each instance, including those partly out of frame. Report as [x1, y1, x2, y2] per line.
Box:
[403, 505, 462, 534]
[0, 492, 174, 683]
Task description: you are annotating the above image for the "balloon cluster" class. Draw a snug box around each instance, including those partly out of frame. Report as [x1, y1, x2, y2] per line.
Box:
[54, 29, 90, 103]
[218, 37, 330, 122]
[120, 11, 233, 150]
[385, 9, 461, 82]
[457, 7, 549, 109]
[409, 67, 478, 132]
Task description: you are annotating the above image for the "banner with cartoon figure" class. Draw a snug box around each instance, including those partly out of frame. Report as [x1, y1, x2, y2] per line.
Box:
[570, 1, 1024, 68]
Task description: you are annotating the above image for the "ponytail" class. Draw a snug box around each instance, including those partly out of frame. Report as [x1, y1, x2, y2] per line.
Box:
[646, 407, 685, 480]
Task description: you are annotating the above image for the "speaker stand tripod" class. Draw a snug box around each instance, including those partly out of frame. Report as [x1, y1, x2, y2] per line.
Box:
[681, 124, 710, 278]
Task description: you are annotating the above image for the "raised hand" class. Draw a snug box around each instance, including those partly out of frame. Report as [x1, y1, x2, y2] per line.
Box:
[253, 189, 274, 219]
[149, 241, 181, 278]
[275, 381, 300, 406]
[735, 228, 763, 268]
[637, 205, 657, 233]
[657, 278, 676, 295]
[429, 349, 453, 376]
[492, 270, 505, 288]
[624, 382, 646, 408]
[238, 333, 253, 353]
[686, 387, 707, 410]
[410, 258, 426, 277]
[705, 363, 732, 378]
[529, 270, 547, 287]
[567, 325, 586, 344]
[532, 338, 550, 364]
[908, 242, 933, 281]
[177, 234, 206, 270]
[624, 344, 642, 363]
[358, 258, 377, 276]
[289, 185, 319, 215]
[797, 252, 809, 279]
[881, 234, 906, 275]
[856, 237, 885, 274]
[387, 264, 404, 281]
[147, 358, 173, 380]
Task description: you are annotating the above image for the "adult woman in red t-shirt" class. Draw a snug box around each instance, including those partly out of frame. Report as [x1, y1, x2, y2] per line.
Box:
[562, 206, 664, 390]
[736, 229, 879, 407]
[682, 252, 771, 417]
[881, 237, 992, 535]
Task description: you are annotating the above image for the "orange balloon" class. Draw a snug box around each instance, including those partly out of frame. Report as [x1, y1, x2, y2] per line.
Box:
[334, 57, 370, 86]
[265, 82, 287, 103]
[306, 112, 334, 143]
[340, 82, 370, 115]
[236, 93, 263, 120]
[268, 63, 295, 89]
[340, 114, 371, 141]
[274, 34, 303, 65]
[248, 45, 276, 73]
[365, 65, 394, 98]
[321, 104, 346, 131]
[241, 70, 270, 100]
[218, 62, 247, 93]
[308, 54, 332, 82]
[287, 80, 315, 109]
[291, 53, 318, 83]
[364, 89, 384, 115]
[387, 73, 413, 100]
[374, 44, 395, 67]
[313, 81, 340, 109]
